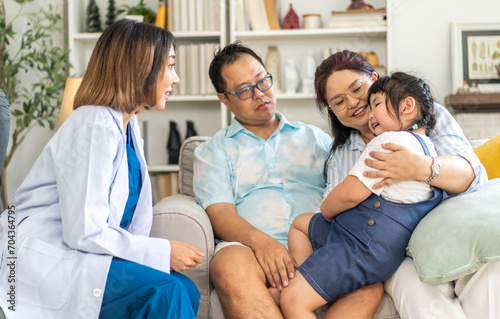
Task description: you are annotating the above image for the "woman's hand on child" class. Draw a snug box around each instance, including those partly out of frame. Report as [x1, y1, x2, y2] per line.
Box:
[170, 240, 204, 272]
[363, 143, 427, 189]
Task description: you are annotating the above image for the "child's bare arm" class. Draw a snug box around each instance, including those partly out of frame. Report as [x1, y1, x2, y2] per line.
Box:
[320, 175, 372, 222]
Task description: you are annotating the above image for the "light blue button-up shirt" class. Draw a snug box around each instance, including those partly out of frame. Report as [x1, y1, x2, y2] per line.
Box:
[323, 103, 487, 202]
[194, 112, 333, 248]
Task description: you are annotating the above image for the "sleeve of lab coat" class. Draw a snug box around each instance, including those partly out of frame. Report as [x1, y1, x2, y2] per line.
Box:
[53, 120, 171, 273]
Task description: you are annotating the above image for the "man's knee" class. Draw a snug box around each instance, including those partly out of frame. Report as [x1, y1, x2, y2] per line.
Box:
[210, 246, 263, 286]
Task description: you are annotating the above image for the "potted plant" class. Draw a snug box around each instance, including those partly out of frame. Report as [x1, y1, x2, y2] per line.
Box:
[0, 0, 71, 207]
[117, 0, 156, 24]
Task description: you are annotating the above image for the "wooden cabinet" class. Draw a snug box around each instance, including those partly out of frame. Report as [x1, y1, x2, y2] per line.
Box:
[445, 93, 500, 113]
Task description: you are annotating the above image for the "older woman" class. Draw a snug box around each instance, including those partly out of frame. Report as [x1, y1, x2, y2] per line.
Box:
[304, 50, 496, 318]
[0, 20, 203, 319]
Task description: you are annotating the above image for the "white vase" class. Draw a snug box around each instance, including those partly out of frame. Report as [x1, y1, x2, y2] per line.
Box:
[265, 46, 282, 93]
[284, 59, 299, 94]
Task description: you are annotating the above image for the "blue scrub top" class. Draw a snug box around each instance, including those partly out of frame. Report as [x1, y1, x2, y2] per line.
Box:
[120, 124, 142, 229]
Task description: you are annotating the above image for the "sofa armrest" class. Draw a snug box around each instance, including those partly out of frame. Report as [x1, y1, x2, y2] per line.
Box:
[150, 194, 214, 319]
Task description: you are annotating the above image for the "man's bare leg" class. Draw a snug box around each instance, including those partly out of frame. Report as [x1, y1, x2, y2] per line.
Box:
[324, 283, 384, 319]
[210, 245, 284, 319]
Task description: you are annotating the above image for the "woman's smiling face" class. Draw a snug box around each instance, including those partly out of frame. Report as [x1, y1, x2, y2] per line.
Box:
[324, 69, 378, 140]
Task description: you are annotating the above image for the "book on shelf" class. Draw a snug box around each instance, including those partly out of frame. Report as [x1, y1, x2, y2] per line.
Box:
[172, 43, 218, 96]
[167, 0, 174, 31]
[188, 43, 200, 95]
[178, 44, 188, 95]
[205, 43, 217, 94]
[180, 0, 189, 32]
[199, 43, 208, 95]
[194, 0, 204, 32]
[168, 0, 219, 32]
[205, 0, 220, 31]
[328, 8, 386, 28]
[150, 171, 180, 205]
[239, 0, 281, 32]
[187, 0, 196, 32]
[236, 0, 250, 31]
[246, 0, 270, 31]
[263, 0, 281, 30]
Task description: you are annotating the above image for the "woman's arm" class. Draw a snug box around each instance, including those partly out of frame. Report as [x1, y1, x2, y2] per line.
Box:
[363, 146, 474, 194]
[321, 175, 372, 222]
[364, 103, 487, 195]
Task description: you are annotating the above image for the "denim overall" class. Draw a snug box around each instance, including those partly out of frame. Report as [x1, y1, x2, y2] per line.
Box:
[299, 133, 443, 302]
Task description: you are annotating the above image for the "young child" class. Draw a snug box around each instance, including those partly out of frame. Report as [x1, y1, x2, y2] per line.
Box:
[282, 72, 444, 318]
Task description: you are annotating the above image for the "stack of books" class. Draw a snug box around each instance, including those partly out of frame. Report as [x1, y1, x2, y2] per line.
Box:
[235, 0, 281, 32]
[151, 172, 180, 204]
[166, 0, 221, 32]
[327, 8, 386, 29]
[173, 43, 219, 96]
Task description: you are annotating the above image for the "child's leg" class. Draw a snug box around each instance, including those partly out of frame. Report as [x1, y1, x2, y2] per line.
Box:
[288, 213, 315, 265]
[281, 270, 327, 319]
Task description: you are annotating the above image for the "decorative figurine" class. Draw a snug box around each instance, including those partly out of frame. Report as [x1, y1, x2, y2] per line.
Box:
[185, 120, 198, 140]
[347, 0, 374, 11]
[105, 0, 116, 28]
[284, 59, 299, 94]
[86, 0, 102, 32]
[283, 4, 299, 29]
[167, 121, 181, 164]
[300, 49, 316, 94]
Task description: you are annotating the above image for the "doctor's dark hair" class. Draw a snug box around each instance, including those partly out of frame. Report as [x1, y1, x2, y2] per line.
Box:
[209, 41, 266, 93]
[367, 72, 436, 134]
[74, 19, 176, 113]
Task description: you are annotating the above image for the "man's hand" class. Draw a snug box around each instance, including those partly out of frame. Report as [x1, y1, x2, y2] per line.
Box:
[170, 240, 204, 272]
[252, 235, 298, 291]
[363, 143, 429, 189]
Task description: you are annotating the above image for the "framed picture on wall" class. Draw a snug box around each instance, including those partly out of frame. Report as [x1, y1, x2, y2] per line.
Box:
[451, 22, 500, 93]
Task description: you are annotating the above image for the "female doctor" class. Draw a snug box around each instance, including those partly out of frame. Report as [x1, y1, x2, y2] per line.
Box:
[0, 19, 203, 319]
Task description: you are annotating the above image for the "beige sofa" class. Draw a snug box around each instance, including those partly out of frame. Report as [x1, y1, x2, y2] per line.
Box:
[149, 136, 407, 319]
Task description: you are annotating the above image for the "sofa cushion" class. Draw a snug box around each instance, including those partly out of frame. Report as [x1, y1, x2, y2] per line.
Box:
[179, 136, 211, 197]
[474, 134, 500, 179]
[407, 178, 500, 284]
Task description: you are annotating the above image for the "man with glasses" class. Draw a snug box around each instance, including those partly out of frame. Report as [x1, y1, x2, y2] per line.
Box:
[193, 41, 332, 318]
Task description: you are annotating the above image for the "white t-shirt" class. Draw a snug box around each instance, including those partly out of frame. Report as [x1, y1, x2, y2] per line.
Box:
[348, 131, 436, 203]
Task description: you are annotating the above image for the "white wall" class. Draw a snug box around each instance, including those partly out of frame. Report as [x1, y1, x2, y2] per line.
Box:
[389, 0, 500, 104]
[4, 0, 500, 203]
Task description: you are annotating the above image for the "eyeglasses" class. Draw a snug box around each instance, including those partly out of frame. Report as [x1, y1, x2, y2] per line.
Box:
[328, 75, 371, 111]
[222, 74, 273, 100]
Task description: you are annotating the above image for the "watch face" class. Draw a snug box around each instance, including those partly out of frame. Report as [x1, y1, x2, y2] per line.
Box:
[434, 158, 442, 175]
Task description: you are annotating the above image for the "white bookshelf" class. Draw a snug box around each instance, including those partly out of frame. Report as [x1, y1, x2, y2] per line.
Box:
[228, 0, 392, 131]
[67, 0, 393, 167]
[67, 0, 228, 169]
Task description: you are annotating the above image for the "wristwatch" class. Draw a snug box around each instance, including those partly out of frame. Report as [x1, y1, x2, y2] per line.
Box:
[425, 156, 441, 184]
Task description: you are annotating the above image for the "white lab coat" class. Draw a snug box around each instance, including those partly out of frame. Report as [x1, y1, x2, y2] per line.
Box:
[0, 105, 172, 319]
